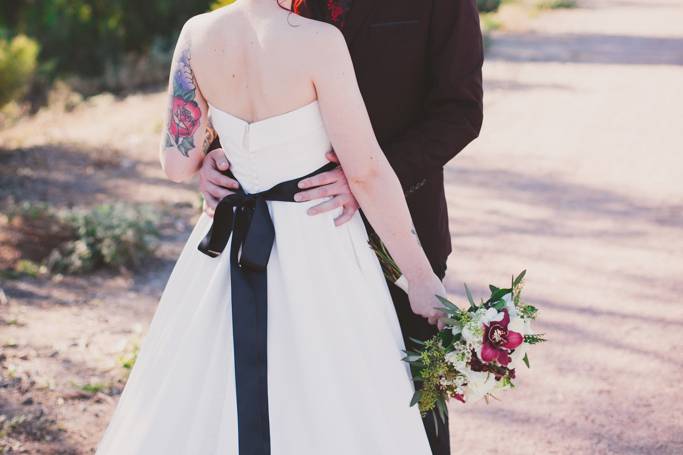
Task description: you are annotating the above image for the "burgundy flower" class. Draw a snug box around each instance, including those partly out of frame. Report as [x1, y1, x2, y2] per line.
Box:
[480, 309, 523, 366]
[170, 96, 201, 140]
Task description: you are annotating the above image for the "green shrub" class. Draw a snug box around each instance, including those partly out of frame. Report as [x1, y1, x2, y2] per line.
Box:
[0, 34, 39, 107]
[477, 0, 502, 13]
[536, 0, 577, 9]
[46, 203, 160, 274]
[2, 1, 213, 88]
[211, 0, 237, 10]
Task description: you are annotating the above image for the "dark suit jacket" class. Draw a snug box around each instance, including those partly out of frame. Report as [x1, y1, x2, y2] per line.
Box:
[341, 0, 484, 269]
[209, 0, 484, 270]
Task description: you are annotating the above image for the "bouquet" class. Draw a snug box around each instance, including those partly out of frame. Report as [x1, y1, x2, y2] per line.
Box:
[369, 234, 546, 426]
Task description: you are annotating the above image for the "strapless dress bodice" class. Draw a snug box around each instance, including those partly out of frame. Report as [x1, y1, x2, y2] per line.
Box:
[208, 100, 331, 194]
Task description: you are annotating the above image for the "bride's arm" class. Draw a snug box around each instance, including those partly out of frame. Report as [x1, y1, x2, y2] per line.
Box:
[159, 21, 210, 182]
[311, 27, 446, 325]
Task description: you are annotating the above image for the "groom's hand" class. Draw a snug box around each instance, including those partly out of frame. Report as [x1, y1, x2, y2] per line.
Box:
[295, 151, 360, 226]
[199, 149, 240, 217]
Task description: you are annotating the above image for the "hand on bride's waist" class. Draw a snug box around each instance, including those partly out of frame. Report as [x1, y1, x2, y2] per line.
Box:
[199, 149, 360, 226]
[294, 151, 359, 227]
[199, 148, 241, 218]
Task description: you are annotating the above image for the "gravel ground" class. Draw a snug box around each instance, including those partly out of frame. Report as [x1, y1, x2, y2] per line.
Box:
[446, 1, 683, 453]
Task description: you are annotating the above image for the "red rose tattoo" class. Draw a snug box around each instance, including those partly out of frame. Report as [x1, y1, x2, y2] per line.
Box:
[166, 46, 202, 157]
[170, 97, 201, 138]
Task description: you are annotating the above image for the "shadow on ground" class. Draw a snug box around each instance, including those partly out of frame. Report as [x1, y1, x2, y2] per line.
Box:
[488, 32, 683, 66]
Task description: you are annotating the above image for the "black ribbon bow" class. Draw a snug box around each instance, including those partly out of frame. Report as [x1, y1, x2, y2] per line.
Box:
[198, 162, 337, 455]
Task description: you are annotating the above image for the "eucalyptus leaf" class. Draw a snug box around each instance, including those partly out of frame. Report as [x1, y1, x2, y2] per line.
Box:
[513, 270, 527, 287]
[403, 354, 422, 362]
[436, 295, 461, 314]
[436, 398, 447, 423]
[408, 337, 426, 346]
[410, 390, 422, 407]
[464, 283, 476, 308]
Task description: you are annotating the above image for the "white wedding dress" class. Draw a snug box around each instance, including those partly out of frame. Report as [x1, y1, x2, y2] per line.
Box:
[95, 100, 432, 455]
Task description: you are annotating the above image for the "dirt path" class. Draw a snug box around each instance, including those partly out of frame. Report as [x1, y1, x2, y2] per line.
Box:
[1, 1, 682, 453]
[446, 1, 683, 453]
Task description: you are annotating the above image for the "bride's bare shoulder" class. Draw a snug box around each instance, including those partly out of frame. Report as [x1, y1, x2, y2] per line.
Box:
[178, 4, 252, 36]
[288, 17, 349, 65]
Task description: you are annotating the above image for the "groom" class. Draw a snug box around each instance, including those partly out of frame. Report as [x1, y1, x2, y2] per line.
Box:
[199, 1, 483, 453]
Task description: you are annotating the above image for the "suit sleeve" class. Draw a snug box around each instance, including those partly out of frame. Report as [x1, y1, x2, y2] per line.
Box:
[385, 0, 484, 193]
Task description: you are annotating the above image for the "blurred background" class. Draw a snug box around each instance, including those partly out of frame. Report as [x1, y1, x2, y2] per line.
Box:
[0, 0, 681, 453]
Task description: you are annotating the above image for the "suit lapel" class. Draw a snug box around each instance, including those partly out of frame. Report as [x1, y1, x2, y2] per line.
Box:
[342, 0, 381, 44]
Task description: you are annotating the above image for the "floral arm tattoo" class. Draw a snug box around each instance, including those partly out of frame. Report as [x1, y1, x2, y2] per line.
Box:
[165, 44, 202, 157]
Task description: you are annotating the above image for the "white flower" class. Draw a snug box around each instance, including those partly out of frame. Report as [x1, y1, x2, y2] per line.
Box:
[462, 320, 484, 346]
[508, 315, 532, 336]
[462, 371, 497, 403]
[445, 345, 471, 372]
[481, 307, 504, 325]
[503, 293, 518, 319]
[508, 342, 529, 370]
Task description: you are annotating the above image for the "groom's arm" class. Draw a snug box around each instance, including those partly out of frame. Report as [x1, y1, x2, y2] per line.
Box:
[384, 0, 484, 193]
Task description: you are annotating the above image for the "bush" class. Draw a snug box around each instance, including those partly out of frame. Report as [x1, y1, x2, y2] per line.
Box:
[0, 34, 39, 107]
[1, 201, 160, 275]
[2, 1, 213, 88]
[477, 0, 502, 13]
[46, 203, 160, 274]
[211, 0, 236, 10]
[1, 201, 74, 264]
[536, 0, 577, 9]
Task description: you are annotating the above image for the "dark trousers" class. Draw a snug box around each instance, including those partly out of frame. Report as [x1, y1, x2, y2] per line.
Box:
[387, 262, 450, 455]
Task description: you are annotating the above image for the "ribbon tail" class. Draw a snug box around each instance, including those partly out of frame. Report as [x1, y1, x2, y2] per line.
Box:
[198, 196, 237, 257]
[239, 200, 275, 271]
[230, 221, 271, 454]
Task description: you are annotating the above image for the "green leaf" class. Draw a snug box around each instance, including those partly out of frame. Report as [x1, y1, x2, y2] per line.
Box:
[487, 287, 511, 304]
[436, 398, 448, 423]
[177, 139, 193, 157]
[493, 299, 506, 310]
[181, 90, 195, 102]
[489, 284, 500, 293]
[403, 354, 422, 362]
[432, 411, 440, 437]
[523, 333, 547, 344]
[463, 283, 476, 308]
[522, 353, 530, 368]
[408, 337, 426, 346]
[436, 295, 461, 314]
[513, 270, 527, 287]
[410, 390, 422, 407]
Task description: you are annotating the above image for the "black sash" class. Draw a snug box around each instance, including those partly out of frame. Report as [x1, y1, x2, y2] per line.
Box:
[197, 162, 337, 455]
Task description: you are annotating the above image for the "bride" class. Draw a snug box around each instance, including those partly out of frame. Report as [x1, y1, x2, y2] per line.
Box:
[95, 1, 448, 454]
